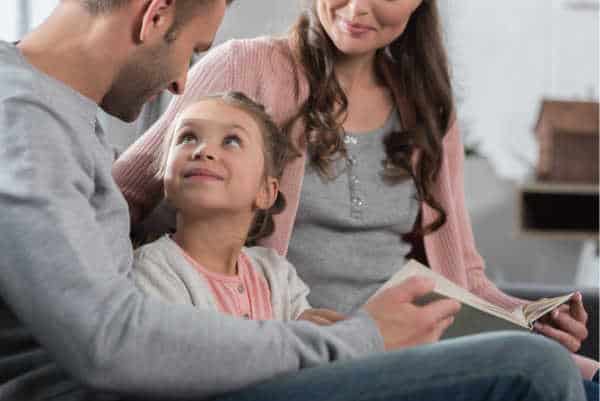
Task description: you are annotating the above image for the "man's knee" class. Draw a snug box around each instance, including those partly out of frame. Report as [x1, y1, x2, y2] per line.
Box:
[489, 332, 582, 398]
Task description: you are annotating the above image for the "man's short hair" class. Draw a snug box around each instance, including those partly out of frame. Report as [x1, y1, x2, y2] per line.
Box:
[82, 0, 234, 42]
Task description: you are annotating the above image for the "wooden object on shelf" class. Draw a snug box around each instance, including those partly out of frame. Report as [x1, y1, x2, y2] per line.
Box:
[534, 99, 599, 183]
[517, 180, 599, 239]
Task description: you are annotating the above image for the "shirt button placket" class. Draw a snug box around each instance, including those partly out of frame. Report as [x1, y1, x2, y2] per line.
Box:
[345, 136, 366, 219]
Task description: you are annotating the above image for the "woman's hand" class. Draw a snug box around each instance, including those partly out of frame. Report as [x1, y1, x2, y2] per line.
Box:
[534, 292, 588, 353]
[297, 308, 347, 326]
[364, 276, 461, 351]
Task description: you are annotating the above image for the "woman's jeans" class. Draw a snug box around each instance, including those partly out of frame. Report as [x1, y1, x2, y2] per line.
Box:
[215, 332, 586, 401]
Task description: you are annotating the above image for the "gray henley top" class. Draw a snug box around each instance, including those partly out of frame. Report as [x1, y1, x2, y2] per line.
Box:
[288, 110, 418, 314]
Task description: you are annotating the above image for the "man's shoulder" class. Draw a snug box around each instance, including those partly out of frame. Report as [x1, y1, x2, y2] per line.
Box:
[0, 41, 96, 119]
[0, 42, 40, 101]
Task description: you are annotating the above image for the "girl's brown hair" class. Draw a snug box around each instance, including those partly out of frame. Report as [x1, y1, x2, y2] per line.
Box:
[157, 92, 291, 246]
[285, 0, 453, 234]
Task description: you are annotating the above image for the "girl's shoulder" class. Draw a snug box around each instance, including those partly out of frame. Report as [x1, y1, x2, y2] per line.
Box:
[133, 235, 180, 267]
[242, 246, 297, 281]
[242, 246, 287, 270]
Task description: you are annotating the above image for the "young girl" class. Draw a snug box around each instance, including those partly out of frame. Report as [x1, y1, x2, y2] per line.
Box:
[132, 91, 343, 325]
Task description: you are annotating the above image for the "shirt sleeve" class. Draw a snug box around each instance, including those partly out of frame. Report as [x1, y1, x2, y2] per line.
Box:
[442, 120, 525, 310]
[0, 95, 384, 400]
[282, 258, 312, 320]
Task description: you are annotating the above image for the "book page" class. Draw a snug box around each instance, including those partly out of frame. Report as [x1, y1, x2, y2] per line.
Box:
[522, 293, 574, 324]
[369, 260, 530, 329]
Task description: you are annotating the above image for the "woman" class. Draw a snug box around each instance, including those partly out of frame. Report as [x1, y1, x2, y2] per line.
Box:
[113, 0, 598, 384]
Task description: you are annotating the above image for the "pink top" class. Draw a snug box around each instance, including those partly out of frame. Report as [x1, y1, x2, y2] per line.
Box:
[113, 37, 597, 377]
[179, 245, 273, 320]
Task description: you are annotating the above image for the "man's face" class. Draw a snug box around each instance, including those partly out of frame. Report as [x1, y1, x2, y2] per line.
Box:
[100, 0, 227, 122]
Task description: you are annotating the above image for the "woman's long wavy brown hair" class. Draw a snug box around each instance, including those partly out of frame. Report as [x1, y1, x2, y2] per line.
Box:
[284, 0, 453, 234]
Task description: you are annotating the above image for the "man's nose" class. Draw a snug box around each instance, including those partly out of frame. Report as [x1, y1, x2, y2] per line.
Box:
[168, 71, 188, 95]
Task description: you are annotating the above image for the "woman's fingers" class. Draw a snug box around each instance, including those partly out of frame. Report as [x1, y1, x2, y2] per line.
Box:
[307, 308, 346, 323]
[297, 309, 346, 325]
[551, 308, 588, 340]
[569, 292, 588, 323]
[535, 321, 581, 352]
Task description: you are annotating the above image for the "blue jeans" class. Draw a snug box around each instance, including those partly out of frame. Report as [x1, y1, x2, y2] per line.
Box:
[214, 332, 585, 401]
[583, 377, 598, 401]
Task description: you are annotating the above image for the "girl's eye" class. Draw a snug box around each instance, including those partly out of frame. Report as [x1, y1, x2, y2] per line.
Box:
[223, 134, 242, 148]
[179, 132, 197, 145]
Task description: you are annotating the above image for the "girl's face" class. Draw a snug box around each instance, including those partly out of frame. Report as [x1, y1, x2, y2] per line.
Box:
[164, 100, 277, 218]
[316, 0, 423, 57]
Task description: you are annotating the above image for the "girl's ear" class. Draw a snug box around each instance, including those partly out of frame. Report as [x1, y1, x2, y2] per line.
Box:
[254, 177, 279, 210]
[138, 0, 177, 44]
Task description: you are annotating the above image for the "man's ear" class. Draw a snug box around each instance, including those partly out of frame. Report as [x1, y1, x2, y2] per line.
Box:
[254, 177, 279, 211]
[138, 0, 177, 43]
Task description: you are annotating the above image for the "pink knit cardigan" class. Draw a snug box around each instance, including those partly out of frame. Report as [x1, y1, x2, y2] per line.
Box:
[113, 37, 597, 377]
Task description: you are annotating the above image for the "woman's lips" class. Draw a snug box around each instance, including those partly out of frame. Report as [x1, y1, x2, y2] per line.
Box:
[338, 19, 374, 36]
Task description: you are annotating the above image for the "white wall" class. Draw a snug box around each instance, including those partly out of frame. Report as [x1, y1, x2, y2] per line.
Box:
[444, 0, 599, 180]
[30, 0, 58, 30]
[0, 1, 18, 41]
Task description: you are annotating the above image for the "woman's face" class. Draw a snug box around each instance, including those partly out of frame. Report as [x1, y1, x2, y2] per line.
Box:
[316, 0, 423, 57]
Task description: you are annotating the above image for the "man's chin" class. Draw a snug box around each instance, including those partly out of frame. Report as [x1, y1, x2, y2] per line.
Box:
[99, 102, 143, 123]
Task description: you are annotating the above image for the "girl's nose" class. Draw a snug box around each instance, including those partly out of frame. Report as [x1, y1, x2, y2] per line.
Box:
[192, 143, 215, 161]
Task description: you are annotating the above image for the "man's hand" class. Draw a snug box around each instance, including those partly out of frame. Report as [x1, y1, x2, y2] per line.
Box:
[297, 308, 347, 326]
[364, 276, 461, 350]
[534, 291, 589, 353]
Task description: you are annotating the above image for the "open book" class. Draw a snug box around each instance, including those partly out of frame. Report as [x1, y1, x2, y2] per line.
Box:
[370, 260, 574, 339]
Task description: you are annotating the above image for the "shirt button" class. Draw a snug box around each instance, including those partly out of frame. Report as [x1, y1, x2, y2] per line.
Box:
[347, 155, 356, 166]
[352, 196, 365, 207]
[237, 284, 245, 294]
[350, 175, 360, 185]
[344, 135, 358, 145]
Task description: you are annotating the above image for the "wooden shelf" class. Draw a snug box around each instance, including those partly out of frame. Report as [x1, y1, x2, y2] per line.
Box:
[517, 180, 599, 239]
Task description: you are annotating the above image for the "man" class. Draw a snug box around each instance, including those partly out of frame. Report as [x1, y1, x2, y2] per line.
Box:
[0, 1, 586, 400]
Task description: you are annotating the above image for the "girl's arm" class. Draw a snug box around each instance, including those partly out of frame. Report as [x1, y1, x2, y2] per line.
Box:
[283, 258, 312, 320]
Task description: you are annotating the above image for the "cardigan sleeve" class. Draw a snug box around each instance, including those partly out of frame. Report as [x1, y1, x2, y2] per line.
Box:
[442, 120, 525, 310]
[113, 40, 249, 223]
[284, 259, 312, 320]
